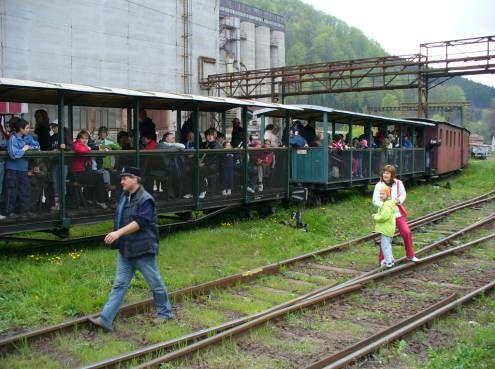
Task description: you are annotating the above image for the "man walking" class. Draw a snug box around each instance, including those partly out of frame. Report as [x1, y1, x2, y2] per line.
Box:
[90, 166, 173, 331]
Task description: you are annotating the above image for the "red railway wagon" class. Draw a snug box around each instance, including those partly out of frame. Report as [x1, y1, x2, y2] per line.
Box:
[424, 120, 470, 175]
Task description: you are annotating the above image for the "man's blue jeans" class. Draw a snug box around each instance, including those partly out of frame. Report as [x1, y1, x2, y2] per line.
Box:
[100, 253, 173, 329]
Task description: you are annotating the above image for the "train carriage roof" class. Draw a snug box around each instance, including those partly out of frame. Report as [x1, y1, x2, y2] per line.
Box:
[406, 117, 470, 132]
[0, 77, 302, 112]
[255, 104, 435, 127]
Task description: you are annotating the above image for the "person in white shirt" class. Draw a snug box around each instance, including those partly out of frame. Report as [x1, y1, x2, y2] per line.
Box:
[372, 164, 419, 265]
[264, 124, 280, 147]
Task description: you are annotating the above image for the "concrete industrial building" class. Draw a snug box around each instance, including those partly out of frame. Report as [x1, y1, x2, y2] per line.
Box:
[0, 0, 285, 134]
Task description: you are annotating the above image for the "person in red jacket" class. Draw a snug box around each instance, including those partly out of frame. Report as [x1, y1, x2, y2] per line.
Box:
[72, 130, 109, 209]
[141, 132, 158, 150]
[140, 132, 159, 193]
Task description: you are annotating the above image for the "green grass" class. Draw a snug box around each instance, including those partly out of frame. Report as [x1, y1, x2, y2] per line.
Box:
[1, 159, 494, 334]
[373, 291, 495, 369]
[56, 335, 136, 365]
[419, 293, 495, 369]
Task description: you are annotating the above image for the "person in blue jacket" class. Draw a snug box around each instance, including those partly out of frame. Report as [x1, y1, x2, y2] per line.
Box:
[5, 117, 40, 216]
[90, 166, 173, 331]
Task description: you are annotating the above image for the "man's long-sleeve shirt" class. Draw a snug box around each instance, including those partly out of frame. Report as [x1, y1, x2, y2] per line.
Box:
[6, 133, 40, 171]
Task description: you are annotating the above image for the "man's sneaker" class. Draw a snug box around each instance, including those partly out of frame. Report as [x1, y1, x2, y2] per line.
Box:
[199, 191, 206, 199]
[183, 194, 193, 199]
[227, 189, 231, 195]
[221, 190, 228, 196]
[258, 184, 263, 192]
[385, 262, 395, 268]
[89, 316, 113, 332]
[247, 186, 255, 193]
[380, 260, 387, 268]
[150, 314, 173, 325]
[408, 256, 420, 262]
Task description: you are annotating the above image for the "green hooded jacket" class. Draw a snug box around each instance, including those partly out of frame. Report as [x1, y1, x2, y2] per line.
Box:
[373, 199, 397, 237]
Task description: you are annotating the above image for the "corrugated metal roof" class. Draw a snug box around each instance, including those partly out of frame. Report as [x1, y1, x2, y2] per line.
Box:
[254, 104, 435, 127]
[0, 77, 294, 112]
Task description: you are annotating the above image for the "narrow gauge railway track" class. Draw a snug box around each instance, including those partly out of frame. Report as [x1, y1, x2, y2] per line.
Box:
[131, 229, 495, 369]
[303, 280, 495, 369]
[1, 192, 495, 369]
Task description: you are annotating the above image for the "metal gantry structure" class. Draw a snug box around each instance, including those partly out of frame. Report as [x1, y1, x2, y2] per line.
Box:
[366, 102, 472, 126]
[201, 35, 495, 117]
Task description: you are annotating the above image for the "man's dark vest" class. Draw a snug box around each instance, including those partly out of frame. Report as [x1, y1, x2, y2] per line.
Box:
[114, 186, 159, 258]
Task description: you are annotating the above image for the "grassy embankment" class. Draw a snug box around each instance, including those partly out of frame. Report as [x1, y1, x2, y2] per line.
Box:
[0, 159, 494, 335]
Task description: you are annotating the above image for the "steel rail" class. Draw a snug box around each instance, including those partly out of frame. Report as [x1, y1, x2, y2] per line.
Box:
[79, 216, 495, 369]
[124, 232, 495, 369]
[79, 283, 363, 369]
[339, 212, 495, 289]
[308, 231, 495, 301]
[305, 280, 495, 369]
[132, 285, 364, 369]
[1, 192, 493, 354]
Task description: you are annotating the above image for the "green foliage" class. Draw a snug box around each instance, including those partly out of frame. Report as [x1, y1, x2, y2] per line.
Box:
[1, 160, 494, 333]
[242, 0, 495, 119]
[422, 325, 495, 369]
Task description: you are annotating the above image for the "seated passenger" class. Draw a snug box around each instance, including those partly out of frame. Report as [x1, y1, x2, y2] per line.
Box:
[158, 132, 185, 151]
[402, 135, 413, 148]
[5, 117, 40, 217]
[216, 132, 226, 147]
[141, 132, 160, 193]
[114, 131, 134, 174]
[264, 124, 280, 147]
[247, 140, 273, 193]
[29, 158, 49, 211]
[221, 141, 235, 196]
[258, 139, 275, 191]
[157, 132, 185, 199]
[289, 128, 308, 148]
[184, 131, 195, 150]
[71, 130, 109, 209]
[310, 135, 322, 147]
[117, 131, 133, 150]
[141, 132, 158, 150]
[199, 128, 222, 199]
[329, 135, 344, 179]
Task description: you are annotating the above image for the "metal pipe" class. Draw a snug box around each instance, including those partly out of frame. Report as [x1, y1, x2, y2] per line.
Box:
[134, 99, 140, 167]
[193, 106, 200, 209]
[57, 91, 68, 227]
[176, 110, 181, 143]
[242, 107, 249, 202]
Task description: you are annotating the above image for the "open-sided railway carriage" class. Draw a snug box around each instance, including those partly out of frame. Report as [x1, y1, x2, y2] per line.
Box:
[0, 78, 469, 237]
[255, 105, 436, 193]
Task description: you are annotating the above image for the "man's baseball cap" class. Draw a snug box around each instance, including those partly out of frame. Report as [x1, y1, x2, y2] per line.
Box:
[120, 166, 142, 178]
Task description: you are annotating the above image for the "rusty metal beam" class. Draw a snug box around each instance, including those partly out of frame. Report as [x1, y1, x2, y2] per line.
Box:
[202, 35, 495, 101]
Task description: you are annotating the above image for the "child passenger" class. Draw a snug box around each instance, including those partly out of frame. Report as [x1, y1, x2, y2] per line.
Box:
[372, 185, 396, 268]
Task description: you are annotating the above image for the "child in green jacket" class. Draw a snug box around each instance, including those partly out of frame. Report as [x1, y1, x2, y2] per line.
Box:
[372, 185, 397, 268]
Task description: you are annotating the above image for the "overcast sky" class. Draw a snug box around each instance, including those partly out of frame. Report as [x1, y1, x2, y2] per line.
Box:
[301, 0, 495, 87]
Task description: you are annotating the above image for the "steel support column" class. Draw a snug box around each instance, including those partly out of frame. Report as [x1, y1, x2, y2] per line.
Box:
[242, 107, 249, 202]
[193, 106, 200, 209]
[57, 91, 69, 228]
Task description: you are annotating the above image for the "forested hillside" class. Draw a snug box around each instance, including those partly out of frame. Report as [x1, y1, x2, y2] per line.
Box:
[242, 0, 495, 138]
